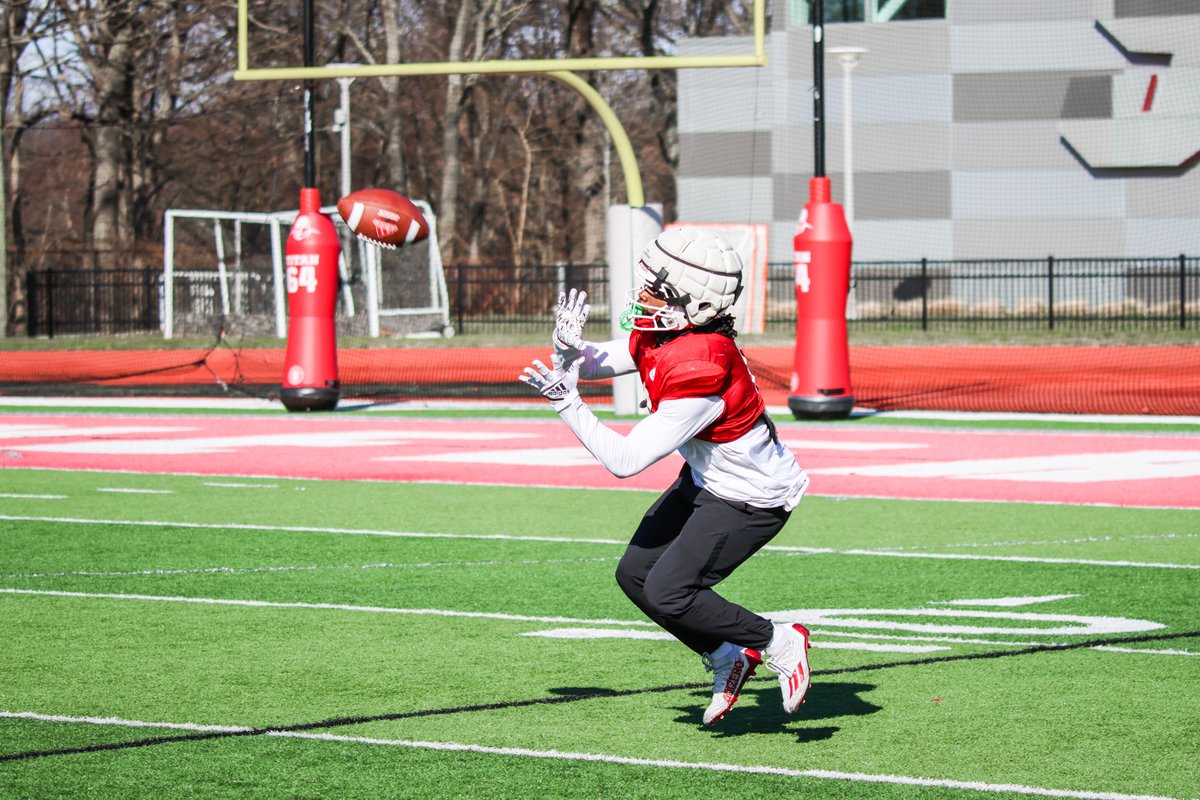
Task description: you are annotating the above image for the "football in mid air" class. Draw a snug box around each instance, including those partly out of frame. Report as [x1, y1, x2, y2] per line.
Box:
[336, 188, 430, 249]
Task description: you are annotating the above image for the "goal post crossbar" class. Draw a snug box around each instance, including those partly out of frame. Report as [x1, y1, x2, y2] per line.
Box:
[234, 0, 766, 81]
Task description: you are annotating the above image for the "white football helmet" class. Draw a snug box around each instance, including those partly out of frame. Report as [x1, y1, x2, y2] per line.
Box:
[622, 226, 744, 331]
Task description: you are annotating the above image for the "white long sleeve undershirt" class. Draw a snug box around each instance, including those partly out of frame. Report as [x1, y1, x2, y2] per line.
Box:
[552, 335, 809, 510]
[554, 393, 723, 479]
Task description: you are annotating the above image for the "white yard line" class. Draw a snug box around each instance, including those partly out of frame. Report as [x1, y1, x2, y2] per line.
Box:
[875, 533, 1198, 552]
[0, 493, 66, 500]
[0, 710, 1182, 800]
[276, 732, 1184, 800]
[2, 515, 1195, 570]
[0, 515, 626, 546]
[0, 710, 250, 733]
[0, 587, 662, 627]
[1090, 646, 1198, 657]
[203, 482, 279, 489]
[0, 555, 619, 580]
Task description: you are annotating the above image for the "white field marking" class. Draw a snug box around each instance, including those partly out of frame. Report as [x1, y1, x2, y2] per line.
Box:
[855, 408, 1200, 426]
[0, 396, 280, 411]
[1090, 646, 1198, 656]
[203, 482, 279, 489]
[811, 450, 1200, 483]
[269, 732, 1191, 800]
[16, 429, 534, 456]
[0, 710, 250, 733]
[812, 490, 1197, 512]
[0, 589, 1166, 642]
[930, 595, 1081, 607]
[6, 464, 1194, 510]
[0, 555, 618, 580]
[519, 628, 948, 653]
[96, 488, 175, 495]
[813, 630, 1060, 648]
[379, 447, 601, 467]
[0, 588, 660, 628]
[0, 515, 627, 546]
[830, 548, 1200, 570]
[382, 440, 929, 467]
[3, 515, 1195, 570]
[0, 493, 66, 500]
[0, 424, 195, 440]
[0, 711, 1182, 800]
[876, 533, 1198, 552]
[777, 439, 928, 451]
[765, 608, 1163, 637]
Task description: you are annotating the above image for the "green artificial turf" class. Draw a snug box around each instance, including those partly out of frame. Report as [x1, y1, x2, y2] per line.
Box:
[0, 469, 1197, 799]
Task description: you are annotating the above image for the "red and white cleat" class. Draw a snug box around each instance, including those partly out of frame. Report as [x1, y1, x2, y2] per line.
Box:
[765, 623, 812, 714]
[702, 642, 763, 726]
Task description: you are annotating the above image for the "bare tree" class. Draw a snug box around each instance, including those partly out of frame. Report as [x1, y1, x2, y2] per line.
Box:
[4, 0, 760, 333]
[2, 0, 66, 333]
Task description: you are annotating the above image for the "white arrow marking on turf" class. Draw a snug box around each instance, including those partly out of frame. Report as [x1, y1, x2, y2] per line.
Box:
[811, 450, 1200, 483]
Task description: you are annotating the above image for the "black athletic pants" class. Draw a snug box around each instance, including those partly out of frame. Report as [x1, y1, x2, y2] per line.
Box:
[614, 465, 791, 657]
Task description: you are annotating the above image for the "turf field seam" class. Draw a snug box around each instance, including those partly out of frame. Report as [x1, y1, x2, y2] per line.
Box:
[3, 629, 1196, 766]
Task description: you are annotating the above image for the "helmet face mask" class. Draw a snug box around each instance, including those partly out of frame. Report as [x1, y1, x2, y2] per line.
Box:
[621, 227, 744, 332]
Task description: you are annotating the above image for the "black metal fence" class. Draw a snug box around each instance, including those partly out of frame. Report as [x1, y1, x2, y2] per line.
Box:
[26, 268, 162, 338]
[22, 256, 1197, 338]
[447, 255, 1197, 335]
[820, 256, 1198, 331]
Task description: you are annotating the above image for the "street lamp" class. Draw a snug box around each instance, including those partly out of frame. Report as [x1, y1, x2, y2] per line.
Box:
[328, 64, 357, 198]
[828, 46, 866, 230]
[327, 64, 358, 317]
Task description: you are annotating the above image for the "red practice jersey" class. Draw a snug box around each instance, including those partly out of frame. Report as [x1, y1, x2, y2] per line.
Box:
[629, 329, 764, 443]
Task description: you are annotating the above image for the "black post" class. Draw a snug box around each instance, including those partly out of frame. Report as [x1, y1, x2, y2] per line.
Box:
[920, 257, 928, 331]
[455, 265, 465, 335]
[813, 0, 825, 178]
[1047, 255, 1055, 330]
[46, 270, 55, 339]
[143, 267, 153, 330]
[26, 271, 38, 337]
[1180, 253, 1187, 330]
[303, 0, 316, 189]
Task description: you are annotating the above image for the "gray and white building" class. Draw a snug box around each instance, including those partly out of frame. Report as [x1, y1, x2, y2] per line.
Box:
[677, 0, 1200, 264]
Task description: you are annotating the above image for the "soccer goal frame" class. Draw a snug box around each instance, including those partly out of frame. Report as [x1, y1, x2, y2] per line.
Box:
[162, 201, 449, 340]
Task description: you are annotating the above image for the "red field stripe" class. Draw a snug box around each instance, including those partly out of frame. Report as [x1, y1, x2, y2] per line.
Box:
[2, 414, 1198, 508]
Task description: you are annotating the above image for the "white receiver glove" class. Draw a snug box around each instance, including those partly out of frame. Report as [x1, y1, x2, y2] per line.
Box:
[519, 354, 584, 410]
[552, 289, 590, 355]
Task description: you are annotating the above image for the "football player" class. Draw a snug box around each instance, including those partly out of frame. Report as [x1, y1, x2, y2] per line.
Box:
[520, 226, 812, 725]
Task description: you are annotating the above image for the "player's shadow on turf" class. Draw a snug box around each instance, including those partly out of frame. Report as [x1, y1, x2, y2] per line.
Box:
[674, 681, 881, 739]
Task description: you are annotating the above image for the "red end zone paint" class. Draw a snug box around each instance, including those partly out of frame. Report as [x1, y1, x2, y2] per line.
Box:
[2, 414, 1198, 508]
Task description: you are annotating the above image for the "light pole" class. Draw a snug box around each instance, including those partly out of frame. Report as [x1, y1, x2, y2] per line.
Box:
[328, 65, 358, 316]
[828, 46, 866, 230]
[328, 66, 357, 198]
